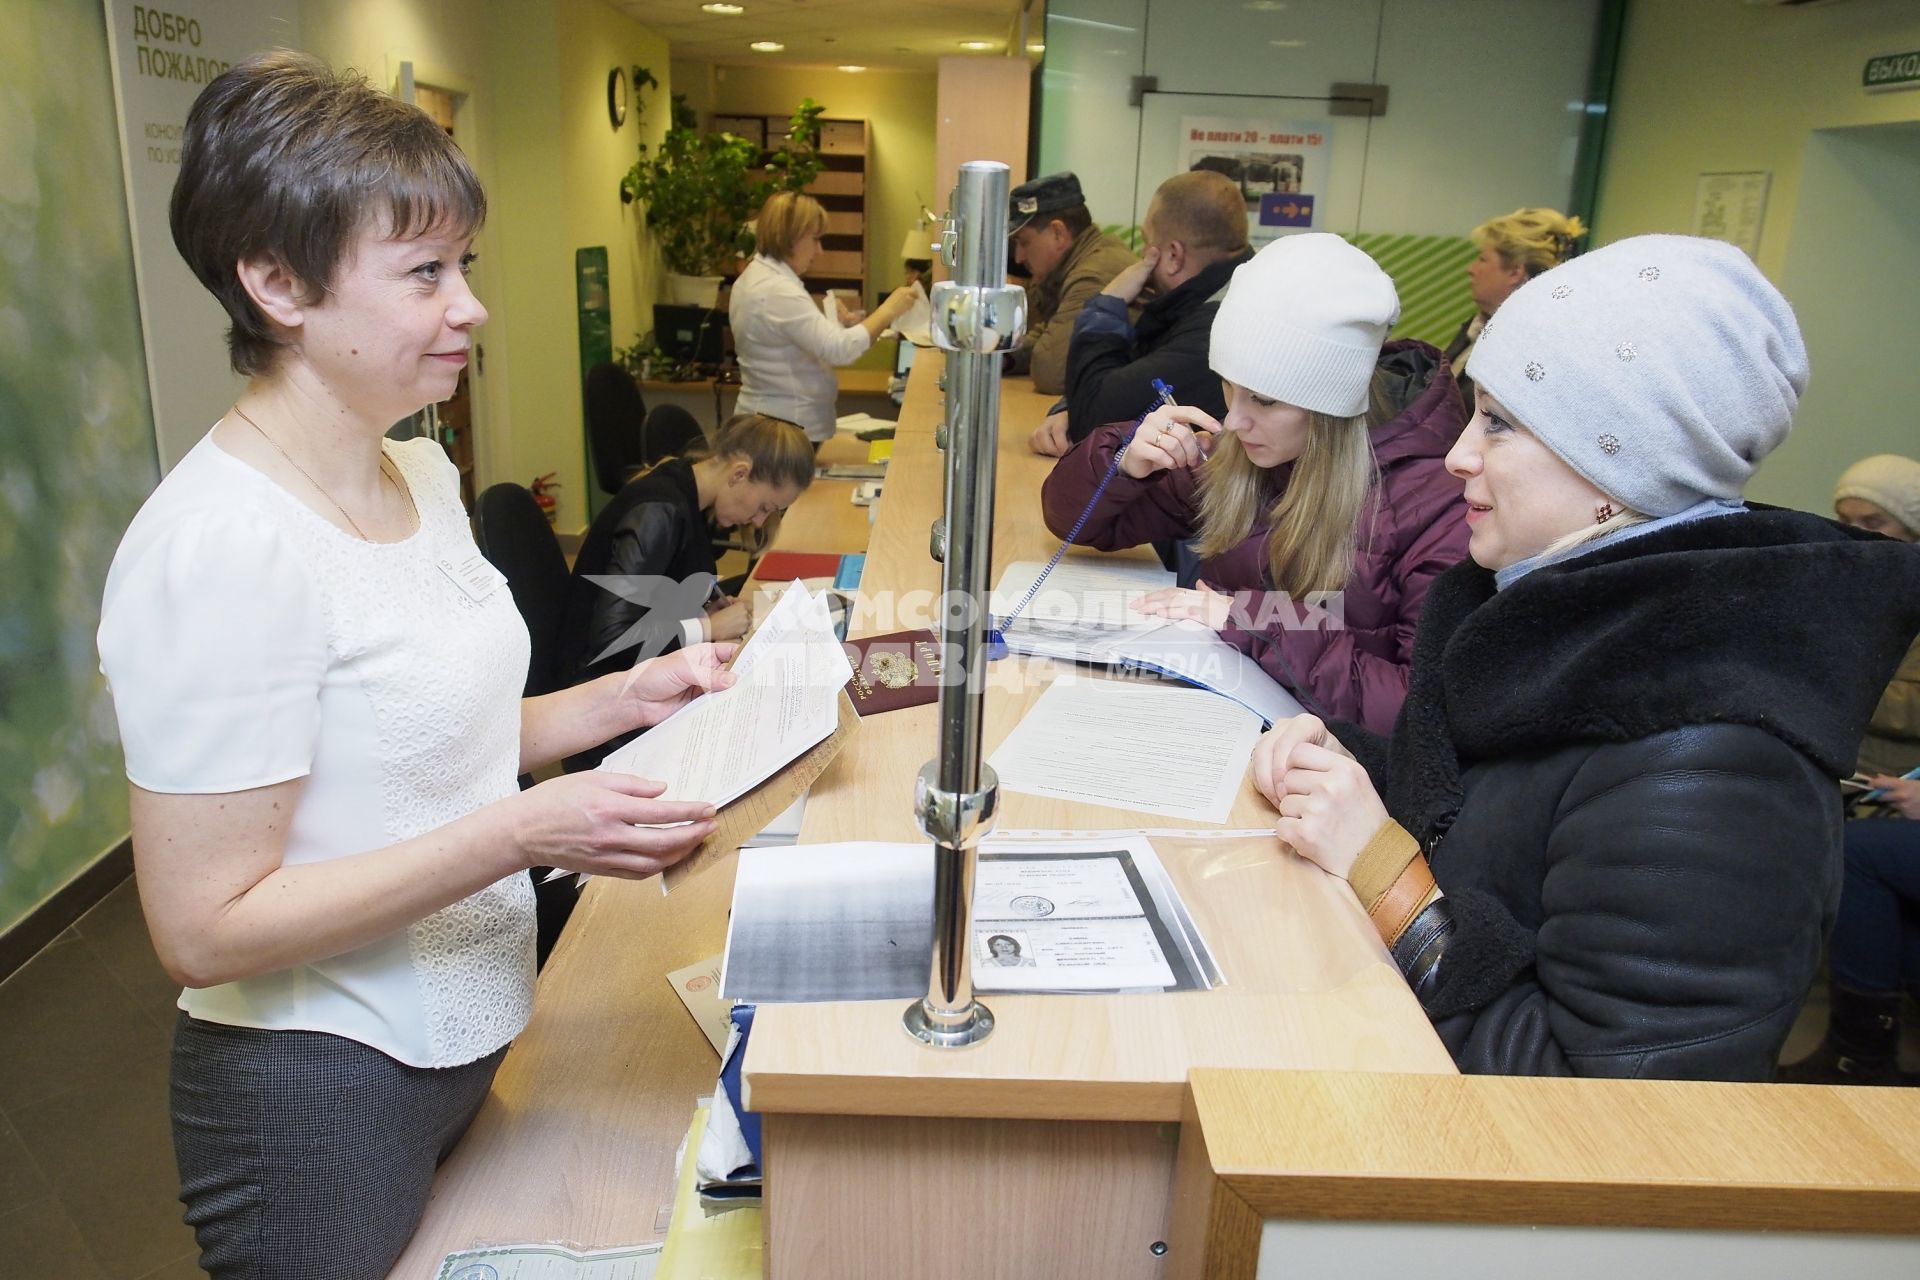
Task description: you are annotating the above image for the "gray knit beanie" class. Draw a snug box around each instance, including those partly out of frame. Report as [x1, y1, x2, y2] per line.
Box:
[1209, 233, 1399, 417]
[1835, 454, 1920, 537]
[1467, 234, 1808, 517]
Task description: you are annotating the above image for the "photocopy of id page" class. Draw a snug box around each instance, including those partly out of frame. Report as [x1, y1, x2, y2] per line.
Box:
[988, 677, 1262, 825]
[601, 582, 850, 808]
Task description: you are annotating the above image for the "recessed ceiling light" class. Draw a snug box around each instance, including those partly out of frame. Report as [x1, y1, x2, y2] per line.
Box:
[1244, 1, 1287, 11]
[749, 40, 784, 52]
[960, 40, 996, 50]
[838, 64, 867, 72]
[1269, 39, 1306, 48]
[701, 2, 745, 13]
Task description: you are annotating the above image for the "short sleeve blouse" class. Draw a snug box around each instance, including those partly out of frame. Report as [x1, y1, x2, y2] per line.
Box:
[97, 433, 536, 1067]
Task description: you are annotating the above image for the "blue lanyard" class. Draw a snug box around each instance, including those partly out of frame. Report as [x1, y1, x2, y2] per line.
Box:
[988, 380, 1177, 652]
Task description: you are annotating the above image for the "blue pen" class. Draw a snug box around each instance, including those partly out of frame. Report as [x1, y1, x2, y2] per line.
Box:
[1861, 763, 1920, 804]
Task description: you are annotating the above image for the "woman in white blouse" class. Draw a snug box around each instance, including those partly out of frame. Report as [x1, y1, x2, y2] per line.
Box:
[731, 191, 921, 444]
[96, 54, 736, 1279]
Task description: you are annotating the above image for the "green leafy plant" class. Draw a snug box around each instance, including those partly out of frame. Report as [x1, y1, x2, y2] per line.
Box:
[620, 96, 828, 277]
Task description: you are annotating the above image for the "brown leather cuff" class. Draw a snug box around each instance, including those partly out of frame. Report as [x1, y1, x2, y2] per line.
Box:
[1366, 856, 1437, 947]
[1348, 820, 1421, 909]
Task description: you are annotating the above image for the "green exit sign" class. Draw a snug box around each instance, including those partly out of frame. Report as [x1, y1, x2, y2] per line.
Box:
[1864, 50, 1920, 93]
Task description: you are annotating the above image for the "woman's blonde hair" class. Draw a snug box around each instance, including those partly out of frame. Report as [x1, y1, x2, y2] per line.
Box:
[688, 413, 816, 491]
[1194, 372, 1395, 595]
[1534, 506, 1651, 562]
[1471, 207, 1586, 278]
[754, 191, 828, 264]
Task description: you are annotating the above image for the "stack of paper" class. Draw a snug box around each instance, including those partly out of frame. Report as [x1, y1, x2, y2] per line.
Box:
[601, 582, 852, 810]
[988, 678, 1263, 825]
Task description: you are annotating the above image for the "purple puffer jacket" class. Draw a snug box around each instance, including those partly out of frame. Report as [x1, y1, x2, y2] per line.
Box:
[1039, 339, 1470, 735]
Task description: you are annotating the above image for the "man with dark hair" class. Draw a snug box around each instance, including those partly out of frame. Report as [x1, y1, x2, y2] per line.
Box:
[1031, 169, 1253, 457]
[1005, 172, 1137, 398]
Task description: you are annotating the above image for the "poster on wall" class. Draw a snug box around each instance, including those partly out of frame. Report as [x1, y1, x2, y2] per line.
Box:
[1691, 171, 1770, 260]
[1179, 116, 1332, 247]
[103, 0, 302, 473]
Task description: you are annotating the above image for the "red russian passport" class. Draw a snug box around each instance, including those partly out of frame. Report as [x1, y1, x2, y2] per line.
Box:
[844, 629, 946, 716]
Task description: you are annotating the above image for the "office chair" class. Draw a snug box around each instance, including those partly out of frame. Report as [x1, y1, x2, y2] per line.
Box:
[583, 362, 648, 496]
[640, 402, 705, 468]
[471, 481, 579, 965]
[473, 482, 573, 697]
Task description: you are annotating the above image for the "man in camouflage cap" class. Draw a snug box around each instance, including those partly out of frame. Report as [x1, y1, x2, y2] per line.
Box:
[1006, 172, 1137, 411]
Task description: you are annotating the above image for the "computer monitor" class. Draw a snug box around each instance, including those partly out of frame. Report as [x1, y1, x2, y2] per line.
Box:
[653, 304, 727, 365]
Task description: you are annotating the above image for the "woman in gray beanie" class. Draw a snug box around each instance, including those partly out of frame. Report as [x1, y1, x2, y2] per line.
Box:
[1249, 234, 1920, 1081]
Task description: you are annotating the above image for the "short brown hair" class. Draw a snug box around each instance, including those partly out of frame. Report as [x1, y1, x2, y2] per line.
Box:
[1147, 171, 1249, 258]
[691, 414, 816, 491]
[171, 50, 486, 376]
[754, 191, 828, 264]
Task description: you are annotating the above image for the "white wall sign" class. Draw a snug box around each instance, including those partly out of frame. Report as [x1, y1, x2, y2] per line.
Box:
[1179, 116, 1333, 247]
[103, 0, 301, 472]
[1691, 171, 1770, 260]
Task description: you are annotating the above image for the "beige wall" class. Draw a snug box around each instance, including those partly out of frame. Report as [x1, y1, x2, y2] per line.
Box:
[479, 0, 671, 533]
[1597, 0, 1920, 279]
[1596, 0, 1920, 511]
[675, 59, 939, 318]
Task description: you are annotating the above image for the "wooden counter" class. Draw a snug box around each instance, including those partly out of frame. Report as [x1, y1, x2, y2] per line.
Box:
[391, 351, 1446, 1279]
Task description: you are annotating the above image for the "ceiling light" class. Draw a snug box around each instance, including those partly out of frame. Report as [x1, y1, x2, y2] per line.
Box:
[838, 64, 867, 72]
[749, 40, 784, 52]
[1244, 1, 1287, 11]
[960, 40, 996, 50]
[701, 2, 745, 13]
[1269, 39, 1306, 48]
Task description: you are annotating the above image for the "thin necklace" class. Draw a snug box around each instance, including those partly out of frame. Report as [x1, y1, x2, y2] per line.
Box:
[230, 406, 411, 541]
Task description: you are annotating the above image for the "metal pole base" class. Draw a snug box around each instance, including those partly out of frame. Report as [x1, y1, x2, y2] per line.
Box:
[902, 997, 995, 1048]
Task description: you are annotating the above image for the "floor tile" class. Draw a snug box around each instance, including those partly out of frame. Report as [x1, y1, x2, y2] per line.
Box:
[0, 1112, 51, 1211]
[75, 878, 181, 1029]
[133, 1253, 204, 1280]
[10, 1048, 196, 1280]
[0, 933, 172, 1112]
[0, 1198, 111, 1279]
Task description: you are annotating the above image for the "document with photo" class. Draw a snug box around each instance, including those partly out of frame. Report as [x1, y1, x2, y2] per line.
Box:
[720, 834, 1217, 1002]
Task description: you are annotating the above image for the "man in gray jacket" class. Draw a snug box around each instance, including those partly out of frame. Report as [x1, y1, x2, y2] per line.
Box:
[1004, 172, 1137, 398]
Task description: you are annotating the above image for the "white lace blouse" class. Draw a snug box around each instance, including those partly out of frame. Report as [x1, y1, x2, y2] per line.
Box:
[98, 433, 535, 1068]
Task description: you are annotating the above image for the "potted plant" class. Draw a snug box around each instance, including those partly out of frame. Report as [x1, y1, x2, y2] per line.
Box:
[621, 96, 828, 307]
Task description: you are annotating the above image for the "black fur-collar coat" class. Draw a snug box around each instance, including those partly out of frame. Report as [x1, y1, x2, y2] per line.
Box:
[1342, 508, 1920, 1080]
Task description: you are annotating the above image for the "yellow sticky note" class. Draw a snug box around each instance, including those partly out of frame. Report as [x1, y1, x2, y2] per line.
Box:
[866, 437, 893, 464]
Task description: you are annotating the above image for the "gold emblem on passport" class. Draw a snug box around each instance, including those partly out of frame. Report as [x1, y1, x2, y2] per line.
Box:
[870, 650, 917, 689]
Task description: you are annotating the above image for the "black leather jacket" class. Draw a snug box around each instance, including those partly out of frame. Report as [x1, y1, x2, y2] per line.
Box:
[557, 458, 716, 687]
[1341, 509, 1920, 1080]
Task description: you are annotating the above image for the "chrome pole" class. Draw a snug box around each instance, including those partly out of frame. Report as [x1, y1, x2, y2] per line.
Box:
[904, 161, 1026, 1049]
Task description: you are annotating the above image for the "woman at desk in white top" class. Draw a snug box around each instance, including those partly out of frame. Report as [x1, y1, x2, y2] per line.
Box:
[731, 191, 921, 445]
[1250, 236, 1920, 1081]
[96, 54, 736, 1279]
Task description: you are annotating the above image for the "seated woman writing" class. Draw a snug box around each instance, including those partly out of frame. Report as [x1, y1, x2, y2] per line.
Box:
[1249, 236, 1920, 1081]
[558, 413, 812, 766]
[731, 191, 920, 446]
[1040, 233, 1469, 734]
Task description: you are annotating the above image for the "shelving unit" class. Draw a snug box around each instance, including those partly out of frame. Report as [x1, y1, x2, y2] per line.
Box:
[714, 114, 869, 302]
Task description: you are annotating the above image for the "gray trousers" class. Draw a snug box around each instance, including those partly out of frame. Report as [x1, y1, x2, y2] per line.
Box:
[170, 1013, 507, 1279]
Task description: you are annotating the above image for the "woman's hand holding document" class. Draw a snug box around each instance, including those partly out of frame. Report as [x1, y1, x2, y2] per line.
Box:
[600, 581, 852, 811]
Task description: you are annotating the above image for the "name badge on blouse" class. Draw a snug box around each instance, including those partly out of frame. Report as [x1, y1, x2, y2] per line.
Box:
[439, 553, 506, 602]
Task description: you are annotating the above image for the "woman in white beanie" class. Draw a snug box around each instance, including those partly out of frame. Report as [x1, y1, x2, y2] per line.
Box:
[1039, 232, 1470, 734]
[1248, 234, 1920, 1081]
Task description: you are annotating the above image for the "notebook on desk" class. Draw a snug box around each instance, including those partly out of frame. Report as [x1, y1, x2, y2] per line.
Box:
[988, 558, 1305, 728]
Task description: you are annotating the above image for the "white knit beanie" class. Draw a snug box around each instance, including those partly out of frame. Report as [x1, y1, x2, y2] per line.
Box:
[1835, 454, 1920, 536]
[1467, 234, 1808, 518]
[1208, 233, 1399, 417]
